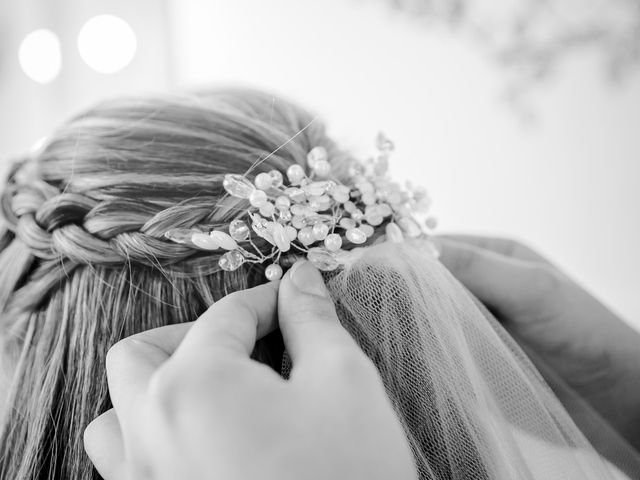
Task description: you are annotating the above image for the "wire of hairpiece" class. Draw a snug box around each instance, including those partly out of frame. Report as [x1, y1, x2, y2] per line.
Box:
[164, 133, 438, 281]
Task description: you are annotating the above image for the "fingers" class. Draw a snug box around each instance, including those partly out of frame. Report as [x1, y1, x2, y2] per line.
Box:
[436, 234, 553, 266]
[84, 409, 125, 480]
[278, 261, 358, 366]
[176, 280, 279, 360]
[106, 322, 194, 423]
[437, 238, 560, 320]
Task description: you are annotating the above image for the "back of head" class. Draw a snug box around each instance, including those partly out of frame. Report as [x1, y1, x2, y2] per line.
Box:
[0, 89, 351, 479]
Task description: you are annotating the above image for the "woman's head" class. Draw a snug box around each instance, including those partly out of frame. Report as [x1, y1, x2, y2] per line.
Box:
[0, 89, 352, 479]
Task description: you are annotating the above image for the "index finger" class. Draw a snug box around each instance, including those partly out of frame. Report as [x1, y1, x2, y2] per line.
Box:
[107, 281, 279, 425]
[175, 280, 280, 360]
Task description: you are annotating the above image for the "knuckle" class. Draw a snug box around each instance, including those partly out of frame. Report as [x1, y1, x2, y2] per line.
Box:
[105, 337, 137, 371]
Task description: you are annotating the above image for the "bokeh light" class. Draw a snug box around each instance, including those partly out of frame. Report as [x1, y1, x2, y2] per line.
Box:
[77, 14, 137, 74]
[18, 29, 62, 84]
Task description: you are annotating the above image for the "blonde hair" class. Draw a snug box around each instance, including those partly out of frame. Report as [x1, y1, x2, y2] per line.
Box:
[0, 89, 352, 479]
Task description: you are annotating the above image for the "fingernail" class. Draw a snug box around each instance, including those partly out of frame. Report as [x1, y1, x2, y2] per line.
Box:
[289, 261, 329, 297]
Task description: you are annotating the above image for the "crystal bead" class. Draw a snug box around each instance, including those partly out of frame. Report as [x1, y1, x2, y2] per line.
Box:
[312, 222, 329, 241]
[385, 222, 404, 243]
[271, 223, 291, 252]
[360, 224, 375, 237]
[265, 263, 283, 281]
[345, 227, 367, 244]
[290, 204, 306, 216]
[286, 164, 306, 184]
[285, 225, 298, 241]
[254, 172, 273, 191]
[275, 195, 291, 210]
[313, 160, 331, 177]
[351, 209, 364, 221]
[377, 203, 393, 217]
[387, 192, 402, 205]
[325, 180, 337, 194]
[191, 232, 220, 250]
[228, 219, 250, 241]
[307, 247, 339, 271]
[413, 187, 428, 201]
[249, 189, 268, 208]
[308, 196, 331, 212]
[398, 217, 421, 237]
[219, 250, 245, 271]
[291, 215, 307, 229]
[339, 218, 356, 229]
[376, 132, 395, 152]
[365, 214, 383, 226]
[209, 231, 238, 251]
[324, 233, 342, 251]
[361, 193, 376, 205]
[223, 174, 255, 199]
[279, 209, 292, 222]
[284, 187, 306, 203]
[165, 228, 197, 244]
[343, 201, 357, 213]
[251, 216, 275, 244]
[259, 202, 276, 217]
[304, 181, 329, 196]
[307, 146, 328, 168]
[268, 170, 284, 187]
[358, 181, 374, 195]
[332, 191, 350, 203]
[297, 227, 315, 245]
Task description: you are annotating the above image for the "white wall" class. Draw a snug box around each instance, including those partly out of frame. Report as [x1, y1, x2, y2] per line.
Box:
[167, 0, 640, 328]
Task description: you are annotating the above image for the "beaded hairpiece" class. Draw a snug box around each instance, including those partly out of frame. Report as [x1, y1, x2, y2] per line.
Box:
[164, 133, 437, 281]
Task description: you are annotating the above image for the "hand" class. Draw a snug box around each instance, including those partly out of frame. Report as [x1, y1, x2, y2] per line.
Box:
[438, 235, 640, 449]
[83, 261, 417, 480]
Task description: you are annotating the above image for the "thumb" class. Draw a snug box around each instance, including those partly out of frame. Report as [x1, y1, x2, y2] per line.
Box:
[278, 261, 358, 366]
[438, 238, 561, 321]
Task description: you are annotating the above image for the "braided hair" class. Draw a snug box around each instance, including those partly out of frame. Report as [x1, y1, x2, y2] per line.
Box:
[0, 89, 350, 479]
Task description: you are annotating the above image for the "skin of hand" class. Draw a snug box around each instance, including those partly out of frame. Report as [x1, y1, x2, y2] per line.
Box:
[83, 261, 417, 480]
[437, 235, 640, 449]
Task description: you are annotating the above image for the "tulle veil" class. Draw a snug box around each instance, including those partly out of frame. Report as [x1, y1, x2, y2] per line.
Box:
[284, 239, 640, 479]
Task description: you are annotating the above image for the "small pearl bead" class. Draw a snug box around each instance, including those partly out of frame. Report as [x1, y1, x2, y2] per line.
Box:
[287, 164, 306, 184]
[345, 227, 367, 244]
[268, 170, 284, 187]
[259, 202, 275, 217]
[313, 160, 331, 177]
[312, 222, 329, 241]
[365, 214, 383, 226]
[285, 225, 298, 241]
[254, 172, 273, 191]
[275, 195, 291, 210]
[249, 189, 268, 207]
[360, 224, 375, 237]
[265, 264, 283, 281]
[297, 227, 315, 245]
[307, 146, 328, 168]
[324, 233, 342, 251]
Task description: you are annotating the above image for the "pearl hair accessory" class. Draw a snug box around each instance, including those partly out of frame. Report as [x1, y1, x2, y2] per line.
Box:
[164, 133, 437, 281]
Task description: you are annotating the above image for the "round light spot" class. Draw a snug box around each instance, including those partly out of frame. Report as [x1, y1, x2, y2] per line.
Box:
[18, 29, 62, 84]
[78, 15, 137, 74]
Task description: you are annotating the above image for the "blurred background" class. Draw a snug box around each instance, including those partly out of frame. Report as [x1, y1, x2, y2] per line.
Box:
[1, 0, 639, 328]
